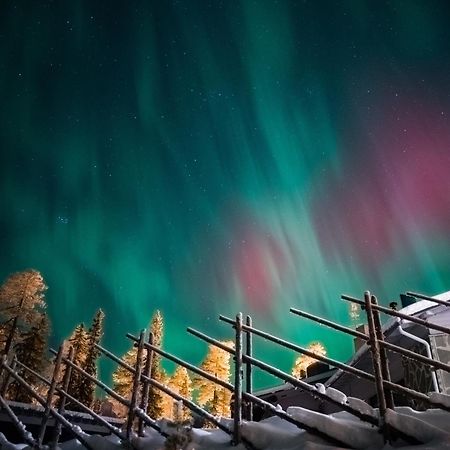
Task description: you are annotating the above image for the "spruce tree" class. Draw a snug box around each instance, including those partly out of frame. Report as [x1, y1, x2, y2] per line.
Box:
[77, 309, 104, 408]
[147, 310, 165, 419]
[194, 341, 234, 418]
[8, 313, 50, 402]
[61, 323, 89, 409]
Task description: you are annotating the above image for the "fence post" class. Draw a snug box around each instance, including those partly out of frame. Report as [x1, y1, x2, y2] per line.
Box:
[232, 313, 243, 445]
[245, 315, 253, 421]
[38, 345, 63, 445]
[138, 331, 153, 436]
[52, 346, 74, 449]
[372, 295, 395, 410]
[127, 330, 145, 439]
[364, 292, 388, 441]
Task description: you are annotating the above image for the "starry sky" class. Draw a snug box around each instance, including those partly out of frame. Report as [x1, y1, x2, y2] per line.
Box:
[1, 1, 450, 389]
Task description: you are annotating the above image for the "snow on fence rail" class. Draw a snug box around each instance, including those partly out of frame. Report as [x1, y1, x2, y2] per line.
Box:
[0, 290, 449, 449]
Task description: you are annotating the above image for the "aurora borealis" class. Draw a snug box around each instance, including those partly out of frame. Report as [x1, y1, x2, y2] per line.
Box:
[1, 1, 450, 388]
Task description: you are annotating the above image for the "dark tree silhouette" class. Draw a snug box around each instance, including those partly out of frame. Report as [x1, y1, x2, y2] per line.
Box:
[78, 309, 105, 408]
[61, 323, 89, 409]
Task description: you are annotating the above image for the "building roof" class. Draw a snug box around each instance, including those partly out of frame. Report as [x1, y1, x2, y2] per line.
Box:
[326, 290, 450, 388]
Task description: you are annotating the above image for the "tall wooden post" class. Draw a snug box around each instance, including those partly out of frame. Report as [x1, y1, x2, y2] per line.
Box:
[52, 346, 74, 449]
[364, 292, 388, 440]
[232, 313, 243, 445]
[372, 295, 395, 410]
[245, 315, 253, 421]
[38, 345, 63, 445]
[138, 331, 153, 436]
[127, 330, 145, 439]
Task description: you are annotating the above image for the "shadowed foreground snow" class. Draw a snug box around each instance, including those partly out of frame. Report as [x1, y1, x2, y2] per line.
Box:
[1, 406, 450, 450]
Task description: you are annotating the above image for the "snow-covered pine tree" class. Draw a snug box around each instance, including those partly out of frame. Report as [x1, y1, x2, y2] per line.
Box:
[0, 269, 47, 358]
[194, 340, 234, 419]
[77, 309, 105, 409]
[7, 313, 50, 402]
[61, 323, 89, 409]
[291, 342, 326, 379]
[147, 310, 165, 419]
[168, 366, 192, 421]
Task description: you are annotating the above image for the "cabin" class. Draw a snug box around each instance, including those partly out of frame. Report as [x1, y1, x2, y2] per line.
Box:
[255, 291, 450, 417]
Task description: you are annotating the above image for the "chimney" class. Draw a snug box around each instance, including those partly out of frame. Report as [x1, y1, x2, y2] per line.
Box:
[400, 294, 416, 308]
[354, 324, 369, 352]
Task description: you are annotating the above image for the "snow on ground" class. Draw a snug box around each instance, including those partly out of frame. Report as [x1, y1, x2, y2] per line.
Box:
[2, 405, 450, 449]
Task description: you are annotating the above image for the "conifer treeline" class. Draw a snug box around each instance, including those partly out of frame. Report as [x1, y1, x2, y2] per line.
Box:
[0, 269, 236, 421]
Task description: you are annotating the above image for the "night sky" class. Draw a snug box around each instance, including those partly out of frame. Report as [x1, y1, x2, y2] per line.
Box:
[1, 1, 450, 388]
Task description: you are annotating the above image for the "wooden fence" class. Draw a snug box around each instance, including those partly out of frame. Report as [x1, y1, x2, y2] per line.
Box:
[0, 290, 449, 449]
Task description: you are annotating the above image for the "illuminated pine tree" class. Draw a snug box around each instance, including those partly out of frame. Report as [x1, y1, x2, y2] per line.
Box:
[168, 366, 192, 421]
[292, 342, 326, 379]
[0, 269, 47, 358]
[111, 345, 138, 417]
[194, 341, 234, 419]
[147, 310, 165, 419]
[77, 309, 105, 409]
[112, 346, 137, 398]
[8, 313, 50, 402]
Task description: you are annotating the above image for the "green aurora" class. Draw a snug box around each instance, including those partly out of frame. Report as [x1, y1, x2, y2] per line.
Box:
[1, 1, 450, 388]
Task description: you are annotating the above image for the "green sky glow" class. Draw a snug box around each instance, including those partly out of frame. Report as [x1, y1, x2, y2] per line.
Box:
[1, 1, 450, 388]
